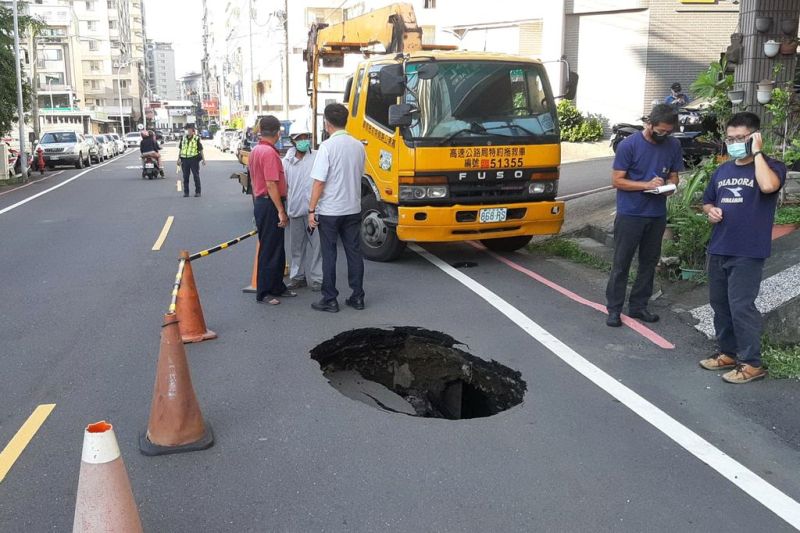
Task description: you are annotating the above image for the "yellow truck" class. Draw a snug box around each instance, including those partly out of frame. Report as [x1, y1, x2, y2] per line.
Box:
[305, 3, 576, 261]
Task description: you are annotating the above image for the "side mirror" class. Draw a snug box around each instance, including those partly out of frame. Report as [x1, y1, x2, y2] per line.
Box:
[417, 62, 439, 80]
[388, 103, 415, 127]
[343, 76, 354, 104]
[563, 70, 578, 100]
[379, 64, 405, 97]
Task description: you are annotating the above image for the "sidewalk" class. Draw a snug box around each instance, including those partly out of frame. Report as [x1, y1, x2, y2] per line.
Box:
[561, 140, 613, 164]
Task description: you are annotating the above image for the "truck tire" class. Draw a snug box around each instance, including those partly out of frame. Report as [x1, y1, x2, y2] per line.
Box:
[360, 194, 406, 262]
[480, 236, 533, 252]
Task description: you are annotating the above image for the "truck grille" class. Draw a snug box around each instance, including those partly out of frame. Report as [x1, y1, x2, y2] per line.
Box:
[449, 182, 528, 204]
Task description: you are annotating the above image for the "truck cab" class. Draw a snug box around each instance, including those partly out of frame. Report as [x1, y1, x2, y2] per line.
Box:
[343, 52, 564, 261]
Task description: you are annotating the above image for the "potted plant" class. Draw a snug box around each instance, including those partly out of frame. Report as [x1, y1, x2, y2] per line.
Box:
[781, 18, 798, 35]
[764, 39, 781, 57]
[727, 89, 745, 104]
[780, 37, 798, 56]
[756, 16, 772, 33]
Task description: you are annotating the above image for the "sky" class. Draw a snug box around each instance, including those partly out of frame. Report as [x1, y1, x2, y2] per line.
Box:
[142, 0, 204, 77]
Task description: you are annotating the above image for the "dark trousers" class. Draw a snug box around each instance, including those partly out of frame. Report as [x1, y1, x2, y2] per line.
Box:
[708, 254, 765, 366]
[605, 214, 666, 314]
[181, 158, 201, 193]
[318, 213, 364, 303]
[254, 197, 287, 300]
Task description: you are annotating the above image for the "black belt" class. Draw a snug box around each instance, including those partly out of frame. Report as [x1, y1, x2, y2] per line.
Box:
[255, 196, 287, 201]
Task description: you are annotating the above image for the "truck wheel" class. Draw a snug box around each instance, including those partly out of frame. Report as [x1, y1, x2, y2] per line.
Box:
[480, 236, 533, 252]
[360, 194, 406, 262]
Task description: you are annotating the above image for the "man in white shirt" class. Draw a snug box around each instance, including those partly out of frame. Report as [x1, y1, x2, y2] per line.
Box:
[308, 103, 367, 312]
[283, 129, 322, 291]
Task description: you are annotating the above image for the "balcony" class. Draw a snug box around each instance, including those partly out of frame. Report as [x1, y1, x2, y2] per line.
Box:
[38, 83, 72, 92]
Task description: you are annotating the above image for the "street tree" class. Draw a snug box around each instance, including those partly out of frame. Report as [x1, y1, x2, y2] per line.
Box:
[0, 6, 44, 136]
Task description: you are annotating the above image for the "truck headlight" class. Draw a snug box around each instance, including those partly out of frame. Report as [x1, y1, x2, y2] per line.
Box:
[400, 185, 449, 200]
[529, 181, 558, 196]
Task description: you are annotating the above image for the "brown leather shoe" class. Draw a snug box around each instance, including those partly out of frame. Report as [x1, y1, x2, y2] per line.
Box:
[699, 353, 736, 370]
[722, 364, 766, 384]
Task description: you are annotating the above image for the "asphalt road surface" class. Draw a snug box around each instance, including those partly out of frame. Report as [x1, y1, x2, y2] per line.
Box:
[557, 156, 614, 200]
[1, 145, 798, 532]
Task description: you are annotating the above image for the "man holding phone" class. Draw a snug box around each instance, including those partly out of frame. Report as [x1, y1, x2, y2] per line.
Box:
[605, 104, 683, 327]
[283, 128, 322, 291]
[307, 104, 367, 313]
[699, 112, 785, 383]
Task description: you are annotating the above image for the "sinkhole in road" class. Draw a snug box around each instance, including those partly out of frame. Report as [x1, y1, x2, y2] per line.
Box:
[310, 327, 526, 420]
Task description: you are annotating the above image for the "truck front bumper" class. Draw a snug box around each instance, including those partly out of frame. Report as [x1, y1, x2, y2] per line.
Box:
[396, 201, 565, 243]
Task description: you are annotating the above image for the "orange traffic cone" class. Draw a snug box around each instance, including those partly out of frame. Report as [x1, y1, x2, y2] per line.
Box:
[176, 250, 217, 343]
[139, 313, 214, 456]
[73, 421, 143, 532]
[242, 241, 259, 293]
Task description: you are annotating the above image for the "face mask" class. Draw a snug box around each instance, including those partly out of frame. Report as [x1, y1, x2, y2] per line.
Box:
[295, 140, 310, 152]
[651, 131, 669, 144]
[727, 142, 749, 160]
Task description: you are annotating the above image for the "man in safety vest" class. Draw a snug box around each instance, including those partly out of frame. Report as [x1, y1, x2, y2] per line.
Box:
[178, 125, 206, 197]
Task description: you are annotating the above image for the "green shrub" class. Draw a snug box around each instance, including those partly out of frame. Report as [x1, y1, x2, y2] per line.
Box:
[775, 206, 800, 225]
[556, 100, 604, 142]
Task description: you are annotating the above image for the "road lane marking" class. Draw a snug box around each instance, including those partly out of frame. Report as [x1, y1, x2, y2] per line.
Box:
[176, 180, 182, 192]
[152, 215, 175, 251]
[0, 151, 135, 216]
[556, 185, 613, 201]
[411, 243, 800, 529]
[469, 241, 674, 349]
[0, 404, 56, 483]
[0, 171, 65, 198]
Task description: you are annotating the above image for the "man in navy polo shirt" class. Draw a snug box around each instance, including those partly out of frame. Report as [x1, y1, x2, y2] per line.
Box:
[606, 104, 683, 327]
[699, 112, 785, 384]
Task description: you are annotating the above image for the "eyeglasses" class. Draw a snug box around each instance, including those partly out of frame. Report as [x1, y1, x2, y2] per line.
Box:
[724, 134, 752, 144]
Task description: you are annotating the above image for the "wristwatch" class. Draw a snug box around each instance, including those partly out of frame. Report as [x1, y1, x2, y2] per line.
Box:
[308, 208, 316, 213]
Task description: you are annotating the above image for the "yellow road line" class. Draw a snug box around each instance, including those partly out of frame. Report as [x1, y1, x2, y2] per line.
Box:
[152, 215, 175, 251]
[176, 180, 182, 192]
[0, 404, 56, 483]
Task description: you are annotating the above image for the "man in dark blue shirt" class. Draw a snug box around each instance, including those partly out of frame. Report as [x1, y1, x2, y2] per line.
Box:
[606, 104, 683, 327]
[664, 82, 690, 108]
[699, 112, 785, 384]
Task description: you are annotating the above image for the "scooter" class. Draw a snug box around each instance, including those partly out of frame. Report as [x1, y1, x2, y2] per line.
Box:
[141, 155, 163, 180]
[610, 107, 720, 167]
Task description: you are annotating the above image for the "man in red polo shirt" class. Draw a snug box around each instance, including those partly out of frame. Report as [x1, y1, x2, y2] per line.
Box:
[249, 115, 295, 305]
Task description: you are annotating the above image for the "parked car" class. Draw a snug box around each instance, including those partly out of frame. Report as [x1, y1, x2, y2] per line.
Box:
[153, 130, 165, 143]
[83, 135, 104, 163]
[96, 135, 115, 159]
[228, 131, 244, 155]
[220, 129, 238, 152]
[213, 130, 224, 150]
[200, 129, 212, 139]
[109, 133, 126, 153]
[124, 132, 141, 148]
[37, 131, 92, 169]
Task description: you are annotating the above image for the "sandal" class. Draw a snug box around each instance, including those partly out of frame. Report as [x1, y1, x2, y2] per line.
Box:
[257, 297, 281, 305]
[276, 290, 297, 298]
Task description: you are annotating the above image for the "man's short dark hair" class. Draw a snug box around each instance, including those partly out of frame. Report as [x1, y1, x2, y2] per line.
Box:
[648, 104, 679, 127]
[259, 115, 281, 136]
[671, 82, 682, 92]
[324, 103, 348, 129]
[727, 111, 760, 132]
[186, 125, 196, 131]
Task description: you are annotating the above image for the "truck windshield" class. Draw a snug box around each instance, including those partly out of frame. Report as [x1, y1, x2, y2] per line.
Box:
[405, 61, 558, 145]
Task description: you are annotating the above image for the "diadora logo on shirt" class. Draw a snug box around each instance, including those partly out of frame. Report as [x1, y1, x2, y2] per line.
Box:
[717, 177, 753, 204]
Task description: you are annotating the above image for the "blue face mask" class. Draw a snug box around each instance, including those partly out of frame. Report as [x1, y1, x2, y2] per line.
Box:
[727, 142, 749, 160]
[295, 140, 311, 152]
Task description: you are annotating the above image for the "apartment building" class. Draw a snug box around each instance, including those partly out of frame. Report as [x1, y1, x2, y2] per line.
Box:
[6, 0, 149, 136]
[146, 40, 178, 100]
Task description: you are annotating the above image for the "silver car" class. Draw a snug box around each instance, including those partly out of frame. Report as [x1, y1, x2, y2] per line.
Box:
[83, 135, 104, 163]
[95, 135, 115, 159]
[109, 133, 126, 153]
[124, 132, 142, 148]
[37, 131, 92, 169]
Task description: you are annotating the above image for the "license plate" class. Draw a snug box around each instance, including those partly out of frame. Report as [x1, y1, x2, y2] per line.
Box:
[479, 208, 507, 223]
[145, 163, 154, 168]
[50, 156, 59, 160]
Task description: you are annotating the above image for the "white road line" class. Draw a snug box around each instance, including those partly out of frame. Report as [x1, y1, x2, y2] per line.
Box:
[0, 152, 134, 217]
[556, 185, 613, 201]
[151, 215, 174, 251]
[0, 171, 65, 199]
[410, 243, 800, 529]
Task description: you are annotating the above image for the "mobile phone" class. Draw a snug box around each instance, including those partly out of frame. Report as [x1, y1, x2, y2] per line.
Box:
[745, 136, 754, 156]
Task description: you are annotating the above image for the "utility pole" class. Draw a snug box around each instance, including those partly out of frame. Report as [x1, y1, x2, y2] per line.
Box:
[283, 0, 289, 120]
[248, 0, 255, 115]
[12, 0, 29, 180]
